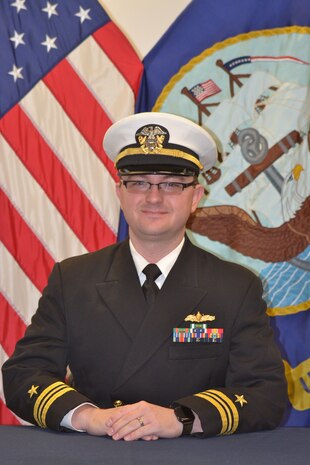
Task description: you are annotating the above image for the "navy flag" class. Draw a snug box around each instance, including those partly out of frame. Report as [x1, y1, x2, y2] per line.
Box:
[137, 0, 310, 426]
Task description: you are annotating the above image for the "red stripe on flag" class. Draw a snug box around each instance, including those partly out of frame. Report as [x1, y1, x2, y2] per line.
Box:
[0, 292, 26, 426]
[0, 398, 21, 426]
[43, 59, 117, 181]
[0, 190, 54, 292]
[0, 106, 116, 252]
[93, 22, 144, 98]
[0, 293, 27, 357]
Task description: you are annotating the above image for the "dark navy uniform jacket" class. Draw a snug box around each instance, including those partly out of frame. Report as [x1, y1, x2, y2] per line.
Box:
[2, 237, 287, 437]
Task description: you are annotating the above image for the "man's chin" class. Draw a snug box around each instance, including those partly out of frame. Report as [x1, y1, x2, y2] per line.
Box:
[138, 224, 171, 240]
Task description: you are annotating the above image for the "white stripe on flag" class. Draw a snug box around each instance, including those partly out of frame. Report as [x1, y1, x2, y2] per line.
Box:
[0, 245, 41, 326]
[68, 35, 135, 122]
[20, 83, 120, 236]
[0, 135, 87, 261]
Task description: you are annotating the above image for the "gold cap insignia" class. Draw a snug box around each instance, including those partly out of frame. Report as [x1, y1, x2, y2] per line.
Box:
[28, 385, 39, 398]
[234, 394, 247, 407]
[184, 311, 215, 323]
[136, 125, 168, 154]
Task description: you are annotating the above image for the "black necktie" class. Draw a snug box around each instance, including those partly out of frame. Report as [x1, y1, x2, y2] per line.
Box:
[142, 264, 161, 306]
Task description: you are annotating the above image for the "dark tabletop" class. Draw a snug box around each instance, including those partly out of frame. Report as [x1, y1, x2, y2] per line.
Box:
[0, 426, 309, 465]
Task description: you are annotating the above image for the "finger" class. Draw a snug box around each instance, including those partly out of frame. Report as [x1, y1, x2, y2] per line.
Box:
[106, 405, 135, 427]
[123, 417, 159, 442]
[122, 425, 159, 442]
[108, 409, 144, 435]
[123, 424, 149, 441]
[141, 435, 159, 441]
[112, 416, 147, 440]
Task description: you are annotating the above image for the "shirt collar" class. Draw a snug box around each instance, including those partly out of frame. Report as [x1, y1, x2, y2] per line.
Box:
[129, 238, 185, 287]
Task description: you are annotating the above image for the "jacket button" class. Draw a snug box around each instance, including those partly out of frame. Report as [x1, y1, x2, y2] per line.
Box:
[113, 400, 123, 408]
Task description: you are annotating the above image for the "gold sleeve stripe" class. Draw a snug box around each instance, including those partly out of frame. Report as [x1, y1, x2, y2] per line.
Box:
[195, 392, 228, 435]
[34, 381, 63, 426]
[208, 390, 239, 434]
[203, 391, 233, 433]
[40, 387, 75, 428]
[206, 390, 239, 434]
[34, 382, 65, 427]
[34, 382, 75, 428]
[195, 389, 239, 435]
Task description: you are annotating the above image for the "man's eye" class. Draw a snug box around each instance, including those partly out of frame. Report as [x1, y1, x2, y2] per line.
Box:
[166, 182, 181, 188]
[131, 181, 146, 186]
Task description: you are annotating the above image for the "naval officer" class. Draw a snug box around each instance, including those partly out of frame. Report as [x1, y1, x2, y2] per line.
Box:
[2, 112, 287, 440]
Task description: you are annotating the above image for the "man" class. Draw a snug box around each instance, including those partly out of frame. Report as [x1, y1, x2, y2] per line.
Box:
[2, 112, 287, 440]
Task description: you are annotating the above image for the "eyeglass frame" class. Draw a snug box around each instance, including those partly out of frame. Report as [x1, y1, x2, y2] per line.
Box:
[119, 178, 198, 194]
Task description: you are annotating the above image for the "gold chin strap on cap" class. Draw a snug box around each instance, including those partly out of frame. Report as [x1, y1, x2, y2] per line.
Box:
[115, 147, 203, 171]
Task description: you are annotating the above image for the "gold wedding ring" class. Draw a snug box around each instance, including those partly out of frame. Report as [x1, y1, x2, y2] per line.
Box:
[137, 416, 144, 427]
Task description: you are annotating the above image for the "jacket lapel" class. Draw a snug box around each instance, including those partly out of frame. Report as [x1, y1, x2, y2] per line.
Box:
[96, 240, 148, 340]
[114, 239, 208, 390]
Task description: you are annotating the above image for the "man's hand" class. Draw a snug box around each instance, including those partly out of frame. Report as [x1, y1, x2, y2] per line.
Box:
[71, 405, 115, 436]
[105, 401, 183, 441]
[72, 401, 181, 440]
[72, 401, 201, 440]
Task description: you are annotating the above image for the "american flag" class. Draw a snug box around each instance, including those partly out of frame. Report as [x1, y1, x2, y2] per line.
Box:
[189, 79, 221, 102]
[0, 0, 143, 424]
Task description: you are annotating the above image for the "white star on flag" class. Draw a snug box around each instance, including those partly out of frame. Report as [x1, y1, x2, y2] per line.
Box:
[8, 64, 24, 82]
[42, 2, 58, 19]
[11, 0, 27, 13]
[9, 30, 25, 48]
[41, 35, 58, 52]
[75, 6, 91, 24]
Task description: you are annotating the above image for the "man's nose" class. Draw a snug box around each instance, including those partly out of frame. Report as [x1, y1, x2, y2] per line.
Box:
[145, 184, 164, 200]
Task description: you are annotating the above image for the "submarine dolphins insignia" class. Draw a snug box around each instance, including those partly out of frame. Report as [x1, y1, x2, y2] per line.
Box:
[185, 311, 215, 323]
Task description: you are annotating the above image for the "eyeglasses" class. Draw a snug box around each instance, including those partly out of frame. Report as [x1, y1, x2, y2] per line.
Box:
[120, 179, 197, 195]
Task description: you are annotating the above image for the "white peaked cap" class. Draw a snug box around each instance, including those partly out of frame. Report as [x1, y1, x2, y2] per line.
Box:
[103, 112, 217, 175]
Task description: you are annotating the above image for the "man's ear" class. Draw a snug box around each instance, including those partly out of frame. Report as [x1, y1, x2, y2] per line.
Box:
[191, 184, 205, 213]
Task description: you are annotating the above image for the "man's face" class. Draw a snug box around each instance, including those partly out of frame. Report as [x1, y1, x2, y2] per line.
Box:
[116, 173, 204, 244]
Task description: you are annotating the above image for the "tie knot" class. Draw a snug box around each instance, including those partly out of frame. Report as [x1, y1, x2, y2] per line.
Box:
[143, 264, 161, 282]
